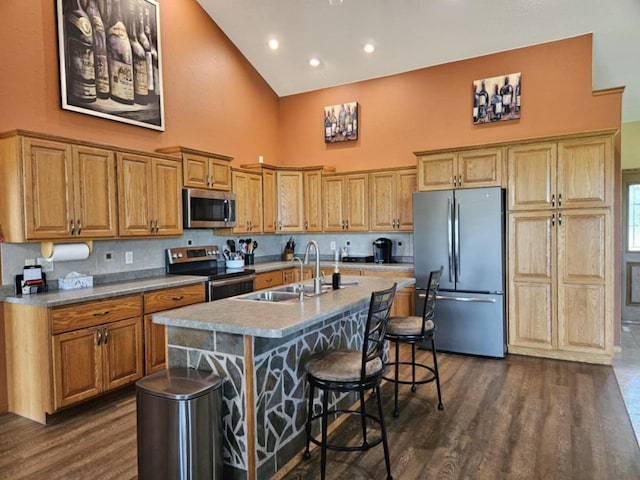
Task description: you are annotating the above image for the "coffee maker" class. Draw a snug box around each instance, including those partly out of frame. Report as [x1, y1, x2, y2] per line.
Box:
[373, 237, 393, 263]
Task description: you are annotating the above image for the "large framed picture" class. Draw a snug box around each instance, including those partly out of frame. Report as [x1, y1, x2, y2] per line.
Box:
[473, 73, 521, 125]
[56, 0, 165, 131]
[324, 102, 358, 143]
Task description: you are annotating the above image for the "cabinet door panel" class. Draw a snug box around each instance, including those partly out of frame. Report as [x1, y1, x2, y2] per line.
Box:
[458, 148, 502, 188]
[558, 285, 606, 352]
[277, 171, 304, 232]
[507, 143, 557, 211]
[346, 174, 369, 231]
[153, 158, 182, 235]
[183, 153, 208, 189]
[52, 328, 102, 409]
[103, 318, 143, 391]
[232, 171, 249, 233]
[417, 153, 455, 191]
[304, 170, 323, 232]
[209, 158, 231, 191]
[144, 315, 166, 375]
[558, 136, 612, 209]
[117, 153, 153, 236]
[323, 177, 346, 231]
[396, 170, 416, 231]
[262, 169, 277, 233]
[22, 138, 73, 239]
[370, 172, 395, 231]
[509, 283, 554, 348]
[73, 146, 117, 238]
[248, 173, 263, 232]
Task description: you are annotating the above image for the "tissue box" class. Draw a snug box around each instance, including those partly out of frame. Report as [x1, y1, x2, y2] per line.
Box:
[58, 275, 93, 290]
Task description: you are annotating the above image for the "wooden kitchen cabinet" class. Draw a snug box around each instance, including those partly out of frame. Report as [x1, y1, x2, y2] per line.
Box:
[117, 152, 182, 237]
[276, 170, 305, 232]
[232, 168, 263, 234]
[262, 167, 277, 233]
[508, 208, 613, 363]
[507, 135, 613, 211]
[304, 169, 324, 232]
[156, 146, 232, 191]
[143, 283, 206, 374]
[370, 168, 416, 231]
[255, 270, 283, 290]
[52, 317, 142, 409]
[416, 147, 502, 191]
[0, 132, 117, 241]
[323, 173, 369, 232]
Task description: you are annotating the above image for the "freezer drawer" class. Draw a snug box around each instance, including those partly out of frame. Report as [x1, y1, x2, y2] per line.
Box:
[417, 290, 506, 358]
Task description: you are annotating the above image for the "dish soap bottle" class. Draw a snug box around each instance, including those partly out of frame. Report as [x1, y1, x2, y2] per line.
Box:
[332, 263, 341, 290]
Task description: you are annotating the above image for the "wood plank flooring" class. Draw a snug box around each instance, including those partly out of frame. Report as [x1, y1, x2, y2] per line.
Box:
[0, 346, 638, 479]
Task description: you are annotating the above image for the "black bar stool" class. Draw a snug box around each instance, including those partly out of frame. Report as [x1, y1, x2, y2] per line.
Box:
[303, 283, 397, 480]
[384, 268, 443, 417]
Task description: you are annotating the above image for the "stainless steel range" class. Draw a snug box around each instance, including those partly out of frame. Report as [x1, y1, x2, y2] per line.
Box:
[166, 245, 255, 301]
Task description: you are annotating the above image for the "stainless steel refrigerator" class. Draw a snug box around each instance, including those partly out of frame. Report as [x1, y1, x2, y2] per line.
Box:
[413, 187, 506, 358]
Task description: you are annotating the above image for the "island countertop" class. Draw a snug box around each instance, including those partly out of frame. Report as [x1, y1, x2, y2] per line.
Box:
[153, 275, 415, 338]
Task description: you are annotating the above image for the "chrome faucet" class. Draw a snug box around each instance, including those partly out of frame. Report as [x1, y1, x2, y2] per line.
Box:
[303, 240, 322, 294]
[291, 256, 305, 301]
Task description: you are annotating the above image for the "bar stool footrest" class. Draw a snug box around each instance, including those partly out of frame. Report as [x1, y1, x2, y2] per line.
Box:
[383, 361, 438, 386]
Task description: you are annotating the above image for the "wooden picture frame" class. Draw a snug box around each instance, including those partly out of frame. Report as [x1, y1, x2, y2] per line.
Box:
[56, 0, 165, 131]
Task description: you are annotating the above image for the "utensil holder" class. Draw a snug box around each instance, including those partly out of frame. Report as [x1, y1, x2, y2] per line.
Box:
[282, 250, 294, 261]
[244, 253, 254, 265]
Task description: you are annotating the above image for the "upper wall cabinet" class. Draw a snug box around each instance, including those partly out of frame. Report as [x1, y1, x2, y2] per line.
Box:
[370, 168, 416, 231]
[156, 146, 232, 191]
[416, 147, 503, 191]
[303, 169, 325, 232]
[232, 168, 263, 234]
[275, 170, 304, 233]
[117, 152, 182, 237]
[0, 132, 117, 242]
[323, 173, 369, 232]
[507, 134, 613, 211]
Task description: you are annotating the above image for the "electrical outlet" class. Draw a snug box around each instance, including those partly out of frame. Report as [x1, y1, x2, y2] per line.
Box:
[398, 241, 403, 247]
[37, 257, 54, 272]
[346, 241, 351, 246]
[330, 241, 336, 250]
[125, 251, 134, 264]
[105, 252, 113, 261]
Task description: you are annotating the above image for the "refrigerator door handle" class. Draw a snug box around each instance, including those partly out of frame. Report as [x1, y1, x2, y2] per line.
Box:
[447, 198, 454, 282]
[435, 295, 496, 303]
[454, 198, 461, 281]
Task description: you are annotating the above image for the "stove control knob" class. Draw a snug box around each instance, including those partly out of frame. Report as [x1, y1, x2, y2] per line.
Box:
[172, 253, 179, 259]
[177, 253, 183, 258]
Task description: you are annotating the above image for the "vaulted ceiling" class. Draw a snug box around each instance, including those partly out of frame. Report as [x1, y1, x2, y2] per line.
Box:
[197, 0, 640, 122]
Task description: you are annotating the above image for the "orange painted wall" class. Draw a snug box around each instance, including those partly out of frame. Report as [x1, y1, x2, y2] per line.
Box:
[0, 0, 279, 165]
[278, 35, 622, 170]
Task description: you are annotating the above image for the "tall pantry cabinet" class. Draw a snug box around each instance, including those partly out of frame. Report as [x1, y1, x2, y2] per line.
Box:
[507, 132, 615, 364]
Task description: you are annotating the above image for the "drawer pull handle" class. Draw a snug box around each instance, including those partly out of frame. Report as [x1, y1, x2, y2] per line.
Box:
[96, 329, 102, 346]
[172, 295, 184, 301]
[93, 311, 110, 317]
[103, 327, 109, 344]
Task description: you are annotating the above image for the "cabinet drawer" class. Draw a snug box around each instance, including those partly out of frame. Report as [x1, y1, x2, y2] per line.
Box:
[255, 271, 283, 290]
[143, 283, 206, 314]
[51, 296, 142, 334]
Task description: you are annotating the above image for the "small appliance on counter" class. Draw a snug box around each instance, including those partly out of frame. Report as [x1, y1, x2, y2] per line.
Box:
[373, 237, 393, 263]
[342, 255, 375, 263]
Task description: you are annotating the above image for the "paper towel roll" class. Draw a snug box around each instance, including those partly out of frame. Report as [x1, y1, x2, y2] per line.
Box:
[45, 243, 91, 262]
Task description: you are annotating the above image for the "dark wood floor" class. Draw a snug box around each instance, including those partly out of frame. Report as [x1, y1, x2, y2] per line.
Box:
[0, 346, 638, 480]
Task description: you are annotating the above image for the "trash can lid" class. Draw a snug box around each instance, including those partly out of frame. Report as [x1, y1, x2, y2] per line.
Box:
[136, 367, 223, 400]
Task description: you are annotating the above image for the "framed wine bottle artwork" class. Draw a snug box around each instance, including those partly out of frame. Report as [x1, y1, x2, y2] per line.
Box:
[324, 102, 358, 143]
[56, 0, 165, 131]
[472, 73, 521, 125]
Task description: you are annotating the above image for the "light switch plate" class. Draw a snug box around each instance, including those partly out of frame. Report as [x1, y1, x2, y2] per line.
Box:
[37, 257, 54, 272]
[125, 251, 133, 264]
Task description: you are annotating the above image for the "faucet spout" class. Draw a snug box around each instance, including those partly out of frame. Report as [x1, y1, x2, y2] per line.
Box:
[303, 240, 322, 294]
[291, 256, 305, 301]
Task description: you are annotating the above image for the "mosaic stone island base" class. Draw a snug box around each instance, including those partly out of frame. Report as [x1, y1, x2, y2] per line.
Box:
[166, 302, 369, 480]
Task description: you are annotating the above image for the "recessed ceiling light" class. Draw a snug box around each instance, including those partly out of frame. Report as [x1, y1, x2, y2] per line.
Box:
[309, 58, 320, 67]
[363, 43, 375, 54]
[268, 39, 279, 50]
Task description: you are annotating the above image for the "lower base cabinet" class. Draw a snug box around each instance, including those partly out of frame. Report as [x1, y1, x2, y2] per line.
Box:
[52, 317, 143, 409]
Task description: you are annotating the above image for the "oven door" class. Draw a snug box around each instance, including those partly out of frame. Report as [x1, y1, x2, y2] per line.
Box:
[209, 275, 255, 301]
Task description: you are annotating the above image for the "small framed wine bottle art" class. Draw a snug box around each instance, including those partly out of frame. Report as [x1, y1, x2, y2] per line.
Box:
[324, 102, 358, 143]
[56, 0, 165, 131]
[472, 73, 521, 125]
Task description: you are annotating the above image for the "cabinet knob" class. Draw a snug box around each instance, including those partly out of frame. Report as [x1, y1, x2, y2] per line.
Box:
[558, 193, 562, 207]
[551, 194, 555, 208]
[96, 329, 102, 346]
[103, 327, 109, 344]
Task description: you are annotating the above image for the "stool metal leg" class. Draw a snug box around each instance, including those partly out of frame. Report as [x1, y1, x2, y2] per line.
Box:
[359, 390, 368, 448]
[411, 343, 417, 392]
[431, 336, 444, 411]
[375, 385, 393, 480]
[393, 340, 400, 417]
[303, 383, 314, 459]
[320, 389, 329, 480]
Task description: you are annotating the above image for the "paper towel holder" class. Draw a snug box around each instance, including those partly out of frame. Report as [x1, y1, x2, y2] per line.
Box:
[41, 240, 93, 259]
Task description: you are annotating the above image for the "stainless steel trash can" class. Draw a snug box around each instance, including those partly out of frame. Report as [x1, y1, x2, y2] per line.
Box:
[136, 367, 223, 480]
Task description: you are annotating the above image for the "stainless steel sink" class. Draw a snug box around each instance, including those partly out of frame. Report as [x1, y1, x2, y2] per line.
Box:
[275, 284, 332, 294]
[235, 290, 301, 302]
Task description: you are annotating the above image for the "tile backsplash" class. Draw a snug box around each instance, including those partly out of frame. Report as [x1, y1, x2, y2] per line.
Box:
[0, 231, 413, 287]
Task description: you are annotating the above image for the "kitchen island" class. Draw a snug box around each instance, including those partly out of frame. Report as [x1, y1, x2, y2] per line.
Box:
[153, 275, 415, 480]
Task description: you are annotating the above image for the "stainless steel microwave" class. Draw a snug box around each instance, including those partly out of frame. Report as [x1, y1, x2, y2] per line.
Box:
[182, 188, 236, 228]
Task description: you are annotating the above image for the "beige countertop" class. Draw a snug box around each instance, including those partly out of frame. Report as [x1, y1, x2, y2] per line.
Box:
[153, 275, 415, 338]
[2, 275, 208, 307]
[251, 260, 414, 273]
